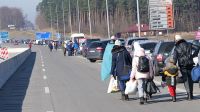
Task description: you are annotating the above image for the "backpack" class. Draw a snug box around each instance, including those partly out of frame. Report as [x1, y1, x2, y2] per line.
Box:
[137, 56, 149, 72]
[191, 65, 200, 82]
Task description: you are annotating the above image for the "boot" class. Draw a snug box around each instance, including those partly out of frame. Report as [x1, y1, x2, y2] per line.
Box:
[172, 96, 176, 102]
[121, 94, 126, 101]
[187, 93, 193, 100]
[125, 94, 129, 101]
[140, 97, 144, 105]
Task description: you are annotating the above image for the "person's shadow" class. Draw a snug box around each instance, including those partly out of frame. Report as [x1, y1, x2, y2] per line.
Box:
[0, 52, 36, 112]
[145, 92, 200, 104]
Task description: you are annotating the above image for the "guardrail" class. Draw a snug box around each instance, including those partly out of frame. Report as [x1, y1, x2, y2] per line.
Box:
[0, 48, 31, 88]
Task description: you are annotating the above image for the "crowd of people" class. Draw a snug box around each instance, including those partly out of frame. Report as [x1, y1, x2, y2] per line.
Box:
[48, 40, 79, 56]
[101, 34, 200, 105]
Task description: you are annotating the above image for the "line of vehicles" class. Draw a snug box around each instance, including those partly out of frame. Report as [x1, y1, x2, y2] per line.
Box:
[76, 35, 199, 83]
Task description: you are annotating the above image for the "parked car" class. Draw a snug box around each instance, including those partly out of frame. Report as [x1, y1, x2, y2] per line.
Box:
[130, 40, 158, 56]
[125, 37, 148, 53]
[151, 41, 175, 76]
[81, 38, 100, 57]
[86, 40, 110, 62]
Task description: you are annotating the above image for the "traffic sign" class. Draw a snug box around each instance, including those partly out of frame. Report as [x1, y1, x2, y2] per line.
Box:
[149, 0, 174, 30]
[35, 32, 51, 40]
[0, 32, 9, 41]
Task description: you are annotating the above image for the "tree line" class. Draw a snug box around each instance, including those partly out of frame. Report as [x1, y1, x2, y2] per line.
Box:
[36, 0, 200, 37]
[0, 6, 25, 30]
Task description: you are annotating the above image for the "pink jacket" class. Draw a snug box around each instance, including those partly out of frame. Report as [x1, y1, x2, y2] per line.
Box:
[130, 42, 154, 80]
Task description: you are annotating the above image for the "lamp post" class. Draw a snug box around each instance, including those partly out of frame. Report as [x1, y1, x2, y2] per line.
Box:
[136, 0, 141, 38]
[106, 0, 110, 39]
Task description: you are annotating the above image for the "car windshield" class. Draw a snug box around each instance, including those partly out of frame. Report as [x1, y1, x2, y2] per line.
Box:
[128, 38, 148, 45]
[86, 39, 100, 45]
[140, 42, 157, 51]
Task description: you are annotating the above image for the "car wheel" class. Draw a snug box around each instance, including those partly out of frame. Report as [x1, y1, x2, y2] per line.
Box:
[89, 59, 96, 63]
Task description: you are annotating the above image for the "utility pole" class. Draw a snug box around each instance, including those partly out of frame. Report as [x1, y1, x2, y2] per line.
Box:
[106, 0, 110, 39]
[77, 0, 81, 33]
[69, 0, 72, 35]
[136, 0, 141, 38]
[88, 0, 92, 37]
[62, 1, 66, 39]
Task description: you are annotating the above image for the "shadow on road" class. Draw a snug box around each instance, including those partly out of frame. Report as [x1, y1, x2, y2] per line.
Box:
[0, 52, 36, 112]
[147, 92, 200, 104]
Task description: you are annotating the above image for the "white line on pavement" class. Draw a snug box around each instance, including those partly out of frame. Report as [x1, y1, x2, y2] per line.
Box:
[44, 87, 50, 94]
[47, 111, 54, 112]
[42, 64, 44, 67]
[43, 75, 47, 80]
[42, 69, 46, 72]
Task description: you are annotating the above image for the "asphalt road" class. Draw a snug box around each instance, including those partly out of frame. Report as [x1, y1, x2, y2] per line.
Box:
[0, 45, 200, 112]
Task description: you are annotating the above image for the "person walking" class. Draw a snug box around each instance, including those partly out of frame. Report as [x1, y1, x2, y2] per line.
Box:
[48, 42, 53, 52]
[101, 35, 116, 81]
[63, 41, 67, 56]
[162, 57, 179, 102]
[173, 35, 199, 100]
[73, 41, 79, 56]
[130, 42, 153, 104]
[110, 39, 132, 101]
[67, 40, 74, 56]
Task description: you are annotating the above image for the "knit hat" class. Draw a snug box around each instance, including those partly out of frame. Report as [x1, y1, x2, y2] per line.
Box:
[114, 39, 121, 46]
[111, 35, 116, 39]
[175, 35, 182, 41]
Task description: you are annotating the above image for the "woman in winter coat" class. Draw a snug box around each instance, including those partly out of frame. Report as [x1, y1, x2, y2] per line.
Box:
[110, 39, 132, 101]
[130, 42, 153, 104]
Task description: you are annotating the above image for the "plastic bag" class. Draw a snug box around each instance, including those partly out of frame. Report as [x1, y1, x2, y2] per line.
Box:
[107, 77, 120, 93]
[125, 80, 138, 95]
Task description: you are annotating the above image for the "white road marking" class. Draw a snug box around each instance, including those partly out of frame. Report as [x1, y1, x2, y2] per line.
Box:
[42, 69, 46, 72]
[154, 80, 199, 96]
[43, 75, 47, 80]
[42, 64, 44, 67]
[44, 87, 50, 94]
[47, 111, 54, 112]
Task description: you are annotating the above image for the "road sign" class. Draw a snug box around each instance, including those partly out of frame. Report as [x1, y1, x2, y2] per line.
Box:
[149, 0, 174, 30]
[0, 32, 9, 41]
[35, 32, 51, 40]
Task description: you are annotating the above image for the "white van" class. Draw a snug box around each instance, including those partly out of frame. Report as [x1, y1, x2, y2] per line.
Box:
[70, 33, 86, 44]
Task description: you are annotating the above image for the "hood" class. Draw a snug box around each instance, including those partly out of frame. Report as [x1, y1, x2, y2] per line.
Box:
[175, 39, 186, 46]
[133, 42, 142, 51]
[111, 46, 126, 53]
[134, 47, 145, 57]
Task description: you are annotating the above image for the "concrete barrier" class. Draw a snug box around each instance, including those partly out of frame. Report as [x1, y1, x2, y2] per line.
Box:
[0, 48, 31, 88]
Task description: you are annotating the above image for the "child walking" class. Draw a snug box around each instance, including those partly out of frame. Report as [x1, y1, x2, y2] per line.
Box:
[162, 58, 178, 102]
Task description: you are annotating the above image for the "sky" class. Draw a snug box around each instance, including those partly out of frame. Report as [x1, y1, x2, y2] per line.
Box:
[0, 0, 42, 24]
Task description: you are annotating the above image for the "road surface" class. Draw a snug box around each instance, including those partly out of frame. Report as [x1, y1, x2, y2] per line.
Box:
[0, 45, 199, 112]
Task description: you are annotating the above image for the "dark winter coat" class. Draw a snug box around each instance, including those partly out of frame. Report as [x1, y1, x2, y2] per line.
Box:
[173, 39, 199, 69]
[110, 46, 132, 80]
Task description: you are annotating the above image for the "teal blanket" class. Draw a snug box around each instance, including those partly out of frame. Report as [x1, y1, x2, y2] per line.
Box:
[101, 43, 114, 81]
